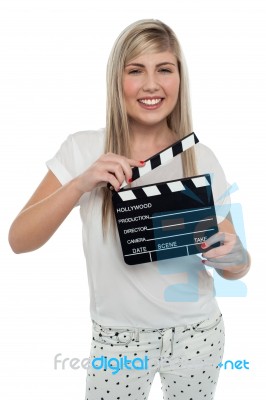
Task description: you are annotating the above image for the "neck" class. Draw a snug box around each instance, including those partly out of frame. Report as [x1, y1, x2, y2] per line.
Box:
[129, 120, 176, 150]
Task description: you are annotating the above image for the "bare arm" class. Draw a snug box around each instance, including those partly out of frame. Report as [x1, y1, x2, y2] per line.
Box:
[8, 171, 83, 253]
[8, 153, 146, 254]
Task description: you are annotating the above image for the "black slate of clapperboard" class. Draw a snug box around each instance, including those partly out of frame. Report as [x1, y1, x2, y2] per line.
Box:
[108, 133, 220, 265]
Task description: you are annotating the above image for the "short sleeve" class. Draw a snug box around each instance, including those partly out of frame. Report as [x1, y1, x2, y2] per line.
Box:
[46, 129, 105, 183]
[45, 129, 105, 205]
[195, 143, 231, 224]
[46, 133, 78, 185]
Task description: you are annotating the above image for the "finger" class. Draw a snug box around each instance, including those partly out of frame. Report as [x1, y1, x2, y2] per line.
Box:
[105, 153, 145, 168]
[203, 241, 239, 259]
[201, 239, 238, 258]
[201, 231, 238, 250]
[200, 232, 225, 249]
[127, 158, 146, 167]
[203, 253, 234, 264]
[208, 250, 248, 266]
[96, 166, 124, 191]
[117, 159, 137, 184]
[202, 244, 227, 259]
[202, 258, 246, 272]
[104, 156, 146, 184]
[119, 158, 147, 183]
[202, 258, 234, 270]
[101, 161, 127, 186]
[104, 172, 121, 191]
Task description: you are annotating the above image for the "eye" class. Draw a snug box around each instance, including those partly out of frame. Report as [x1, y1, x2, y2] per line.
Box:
[128, 69, 142, 75]
[158, 68, 172, 73]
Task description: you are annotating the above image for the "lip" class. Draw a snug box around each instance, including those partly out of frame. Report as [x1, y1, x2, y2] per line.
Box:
[137, 97, 164, 110]
[138, 96, 164, 100]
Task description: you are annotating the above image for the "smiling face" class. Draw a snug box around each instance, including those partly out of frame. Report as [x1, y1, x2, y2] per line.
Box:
[122, 51, 180, 132]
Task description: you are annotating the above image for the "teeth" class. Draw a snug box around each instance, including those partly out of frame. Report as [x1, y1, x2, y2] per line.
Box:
[139, 98, 162, 105]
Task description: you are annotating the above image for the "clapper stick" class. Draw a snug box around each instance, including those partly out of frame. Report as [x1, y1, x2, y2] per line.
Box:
[107, 132, 199, 190]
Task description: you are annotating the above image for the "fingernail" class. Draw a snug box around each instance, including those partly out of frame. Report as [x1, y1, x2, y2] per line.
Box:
[139, 160, 145, 164]
[201, 242, 207, 249]
[128, 178, 133, 183]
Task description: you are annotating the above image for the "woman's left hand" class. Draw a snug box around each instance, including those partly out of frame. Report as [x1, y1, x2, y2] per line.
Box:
[201, 232, 248, 273]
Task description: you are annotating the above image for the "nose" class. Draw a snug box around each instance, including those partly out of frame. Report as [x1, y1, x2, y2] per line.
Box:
[142, 72, 160, 93]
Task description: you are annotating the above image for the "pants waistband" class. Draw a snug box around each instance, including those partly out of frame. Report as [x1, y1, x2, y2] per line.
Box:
[92, 311, 222, 357]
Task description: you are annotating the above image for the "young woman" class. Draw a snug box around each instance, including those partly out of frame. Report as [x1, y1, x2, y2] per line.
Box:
[9, 19, 250, 400]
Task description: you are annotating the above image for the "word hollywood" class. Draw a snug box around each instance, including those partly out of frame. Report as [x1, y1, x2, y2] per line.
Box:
[117, 203, 152, 213]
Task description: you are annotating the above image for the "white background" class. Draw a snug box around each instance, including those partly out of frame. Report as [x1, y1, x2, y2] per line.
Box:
[0, 0, 265, 399]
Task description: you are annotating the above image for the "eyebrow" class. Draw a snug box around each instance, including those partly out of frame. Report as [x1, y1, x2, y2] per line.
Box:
[125, 62, 177, 68]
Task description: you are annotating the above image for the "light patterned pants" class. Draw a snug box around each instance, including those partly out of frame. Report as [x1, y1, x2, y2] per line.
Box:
[85, 311, 225, 400]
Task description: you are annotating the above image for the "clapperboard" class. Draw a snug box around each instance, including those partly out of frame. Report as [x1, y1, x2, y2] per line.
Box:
[108, 132, 219, 265]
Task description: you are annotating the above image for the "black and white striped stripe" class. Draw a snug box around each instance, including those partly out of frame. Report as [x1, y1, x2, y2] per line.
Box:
[107, 132, 199, 191]
[120, 131, 198, 189]
[117, 175, 209, 201]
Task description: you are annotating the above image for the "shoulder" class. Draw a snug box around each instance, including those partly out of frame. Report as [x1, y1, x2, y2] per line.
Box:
[194, 142, 231, 210]
[64, 128, 105, 161]
[47, 128, 106, 180]
[68, 128, 105, 149]
[194, 142, 217, 160]
[194, 141, 230, 195]
[194, 142, 224, 173]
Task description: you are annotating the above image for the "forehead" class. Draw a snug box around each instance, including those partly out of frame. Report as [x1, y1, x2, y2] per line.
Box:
[125, 50, 177, 66]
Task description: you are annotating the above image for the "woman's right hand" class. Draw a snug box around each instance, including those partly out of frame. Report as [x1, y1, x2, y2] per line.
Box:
[75, 152, 146, 193]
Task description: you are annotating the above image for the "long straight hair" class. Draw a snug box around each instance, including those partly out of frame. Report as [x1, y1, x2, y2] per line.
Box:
[101, 19, 198, 238]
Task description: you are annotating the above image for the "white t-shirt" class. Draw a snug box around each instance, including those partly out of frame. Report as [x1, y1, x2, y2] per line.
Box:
[46, 128, 231, 328]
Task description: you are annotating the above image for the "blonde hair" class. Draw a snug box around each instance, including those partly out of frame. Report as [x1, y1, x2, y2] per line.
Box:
[101, 19, 198, 238]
